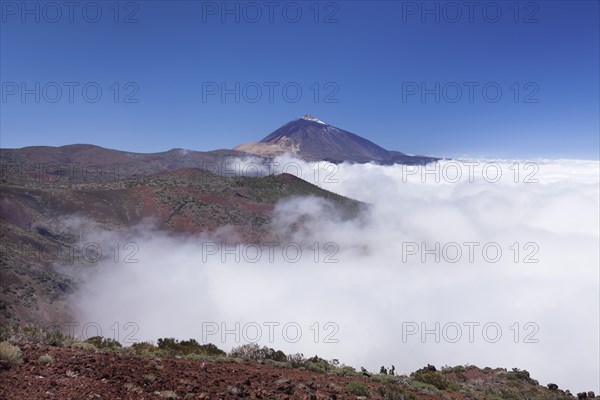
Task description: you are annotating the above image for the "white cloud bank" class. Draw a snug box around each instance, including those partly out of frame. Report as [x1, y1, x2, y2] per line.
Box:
[67, 158, 599, 393]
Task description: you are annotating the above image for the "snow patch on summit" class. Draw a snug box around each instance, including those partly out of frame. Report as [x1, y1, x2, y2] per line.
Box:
[301, 114, 327, 125]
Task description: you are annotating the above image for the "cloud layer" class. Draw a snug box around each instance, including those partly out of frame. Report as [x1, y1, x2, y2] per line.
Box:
[66, 158, 599, 392]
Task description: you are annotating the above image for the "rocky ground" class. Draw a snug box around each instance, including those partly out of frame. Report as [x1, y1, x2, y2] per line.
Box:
[0, 342, 587, 400]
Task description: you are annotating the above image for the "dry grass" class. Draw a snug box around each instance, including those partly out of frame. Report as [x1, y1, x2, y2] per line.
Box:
[0, 341, 23, 364]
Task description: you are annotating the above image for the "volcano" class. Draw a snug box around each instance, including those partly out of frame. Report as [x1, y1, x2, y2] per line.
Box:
[234, 115, 438, 164]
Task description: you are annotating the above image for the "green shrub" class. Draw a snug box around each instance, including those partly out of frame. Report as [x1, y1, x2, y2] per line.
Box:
[378, 384, 416, 400]
[157, 338, 225, 357]
[84, 336, 122, 350]
[411, 367, 449, 390]
[71, 341, 97, 351]
[441, 365, 466, 374]
[269, 349, 287, 362]
[307, 362, 326, 373]
[131, 341, 158, 355]
[335, 365, 359, 377]
[347, 381, 371, 396]
[505, 368, 537, 385]
[0, 341, 23, 364]
[286, 352, 306, 368]
[228, 343, 286, 361]
[372, 374, 398, 384]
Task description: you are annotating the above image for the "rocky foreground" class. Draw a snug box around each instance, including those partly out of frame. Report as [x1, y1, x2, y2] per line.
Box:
[0, 342, 592, 400]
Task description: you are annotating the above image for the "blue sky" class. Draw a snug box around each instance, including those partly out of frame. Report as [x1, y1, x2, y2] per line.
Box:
[1, 0, 598, 159]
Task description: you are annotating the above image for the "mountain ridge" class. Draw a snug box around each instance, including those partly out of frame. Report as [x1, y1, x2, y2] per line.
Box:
[235, 115, 438, 164]
[2, 116, 439, 174]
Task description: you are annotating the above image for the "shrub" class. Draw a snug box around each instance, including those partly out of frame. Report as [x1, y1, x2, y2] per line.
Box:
[228, 343, 285, 361]
[307, 362, 326, 373]
[71, 341, 97, 351]
[347, 381, 371, 396]
[84, 336, 122, 350]
[37, 354, 54, 365]
[131, 342, 158, 355]
[286, 352, 306, 368]
[66, 369, 78, 377]
[505, 368, 538, 385]
[158, 338, 225, 357]
[157, 390, 178, 398]
[372, 374, 398, 384]
[307, 355, 335, 371]
[124, 383, 142, 393]
[228, 343, 262, 359]
[0, 342, 23, 364]
[268, 349, 287, 362]
[378, 384, 416, 400]
[441, 365, 466, 374]
[335, 365, 359, 377]
[148, 359, 164, 370]
[411, 367, 449, 390]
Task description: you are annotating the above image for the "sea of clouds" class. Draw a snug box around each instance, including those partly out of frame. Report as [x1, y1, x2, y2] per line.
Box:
[65, 156, 599, 392]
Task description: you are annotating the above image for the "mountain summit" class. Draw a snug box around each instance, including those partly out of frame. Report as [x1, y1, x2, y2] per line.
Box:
[234, 115, 437, 164]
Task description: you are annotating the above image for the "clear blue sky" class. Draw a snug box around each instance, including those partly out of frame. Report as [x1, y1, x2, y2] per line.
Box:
[1, 0, 598, 159]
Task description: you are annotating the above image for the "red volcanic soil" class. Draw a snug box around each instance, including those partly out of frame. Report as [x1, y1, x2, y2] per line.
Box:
[0, 344, 399, 400]
[0, 344, 580, 400]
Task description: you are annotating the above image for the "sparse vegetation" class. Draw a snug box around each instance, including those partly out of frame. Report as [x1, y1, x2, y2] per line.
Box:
[0, 325, 73, 347]
[0, 326, 581, 400]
